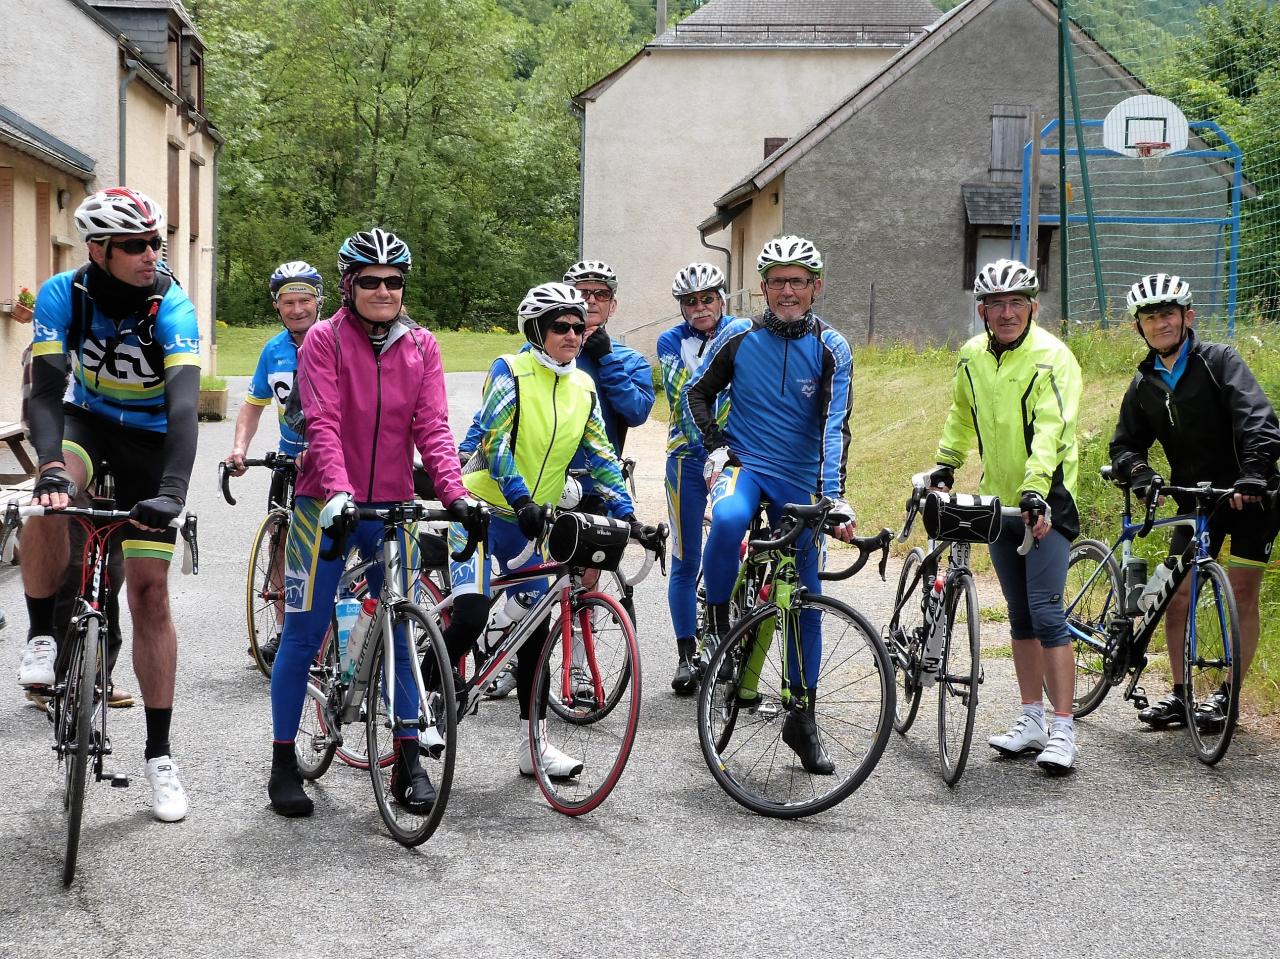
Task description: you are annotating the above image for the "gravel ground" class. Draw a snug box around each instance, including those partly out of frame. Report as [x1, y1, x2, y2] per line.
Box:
[1, 372, 1276, 957]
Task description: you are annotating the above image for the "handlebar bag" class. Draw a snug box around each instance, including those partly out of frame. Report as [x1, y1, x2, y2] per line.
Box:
[547, 511, 630, 571]
[923, 491, 1002, 544]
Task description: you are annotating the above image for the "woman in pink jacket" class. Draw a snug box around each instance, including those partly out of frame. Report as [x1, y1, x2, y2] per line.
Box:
[267, 228, 476, 819]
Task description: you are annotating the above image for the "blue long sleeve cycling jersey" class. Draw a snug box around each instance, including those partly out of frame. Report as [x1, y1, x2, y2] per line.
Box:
[656, 316, 732, 460]
[684, 313, 853, 498]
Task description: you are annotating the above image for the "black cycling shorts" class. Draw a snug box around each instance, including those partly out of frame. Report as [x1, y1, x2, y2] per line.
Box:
[62, 408, 178, 561]
[1169, 497, 1280, 570]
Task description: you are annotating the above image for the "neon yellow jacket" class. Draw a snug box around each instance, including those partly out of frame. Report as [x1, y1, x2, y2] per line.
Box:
[935, 322, 1082, 538]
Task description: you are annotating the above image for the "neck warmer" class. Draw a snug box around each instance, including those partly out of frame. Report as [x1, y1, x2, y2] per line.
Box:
[531, 348, 576, 376]
[762, 308, 815, 339]
[87, 262, 153, 320]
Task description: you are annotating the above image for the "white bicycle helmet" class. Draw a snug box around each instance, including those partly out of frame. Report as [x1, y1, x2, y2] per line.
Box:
[756, 236, 823, 276]
[74, 188, 165, 242]
[563, 260, 618, 291]
[559, 476, 583, 510]
[1126, 273, 1192, 316]
[973, 259, 1039, 299]
[671, 262, 726, 299]
[518, 282, 587, 346]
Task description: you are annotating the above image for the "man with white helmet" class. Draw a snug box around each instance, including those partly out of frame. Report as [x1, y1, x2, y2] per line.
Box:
[442, 282, 653, 777]
[1110, 274, 1280, 731]
[931, 258, 1083, 774]
[223, 261, 324, 666]
[20, 187, 202, 820]
[685, 236, 856, 774]
[657, 262, 733, 693]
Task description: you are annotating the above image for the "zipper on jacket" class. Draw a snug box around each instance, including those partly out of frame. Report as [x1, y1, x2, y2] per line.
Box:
[1164, 392, 1173, 427]
[779, 340, 790, 397]
[367, 352, 383, 500]
[531, 375, 559, 499]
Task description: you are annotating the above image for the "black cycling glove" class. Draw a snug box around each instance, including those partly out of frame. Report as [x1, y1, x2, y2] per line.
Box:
[511, 497, 545, 541]
[131, 494, 183, 529]
[33, 467, 77, 501]
[1127, 465, 1158, 502]
[928, 465, 954, 490]
[446, 496, 485, 533]
[1234, 476, 1269, 499]
[581, 327, 612, 360]
[1019, 490, 1049, 521]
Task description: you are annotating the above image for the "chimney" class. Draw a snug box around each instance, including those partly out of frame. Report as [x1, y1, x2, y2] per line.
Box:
[657, 0, 668, 37]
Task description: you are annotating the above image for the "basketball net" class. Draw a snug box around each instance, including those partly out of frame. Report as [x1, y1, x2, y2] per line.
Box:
[1134, 141, 1171, 172]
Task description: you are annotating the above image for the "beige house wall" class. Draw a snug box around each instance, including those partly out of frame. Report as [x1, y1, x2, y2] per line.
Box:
[581, 45, 892, 357]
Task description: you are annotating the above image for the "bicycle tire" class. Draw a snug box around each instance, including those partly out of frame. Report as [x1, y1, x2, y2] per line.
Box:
[937, 572, 980, 786]
[296, 627, 339, 780]
[1185, 561, 1241, 765]
[1062, 539, 1123, 718]
[246, 509, 289, 678]
[366, 602, 456, 847]
[62, 616, 99, 887]
[890, 547, 926, 734]
[697, 593, 894, 819]
[548, 575, 632, 725]
[530, 592, 641, 815]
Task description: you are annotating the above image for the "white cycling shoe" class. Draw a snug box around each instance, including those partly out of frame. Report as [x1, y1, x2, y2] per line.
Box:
[987, 712, 1048, 756]
[144, 756, 189, 822]
[516, 720, 583, 779]
[483, 660, 517, 699]
[1035, 725, 1078, 775]
[18, 635, 57, 688]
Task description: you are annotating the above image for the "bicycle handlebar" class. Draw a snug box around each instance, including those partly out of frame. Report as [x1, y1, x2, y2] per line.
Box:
[746, 498, 854, 553]
[1100, 465, 1272, 538]
[218, 451, 296, 507]
[899, 476, 1035, 555]
[318, 501, 486, 564]
[1, 502, 200, 574]
[507, 505, 669, 582]
[819, 527, 893, 582]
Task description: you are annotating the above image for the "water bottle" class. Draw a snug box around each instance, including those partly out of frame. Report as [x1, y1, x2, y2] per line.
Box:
[1122, 557, 1149, 616]
[1138, 558, 1177, 614]
[346, 597, 379, 679]
[334, 595, 361, 677]
[481, 591, 536, 654]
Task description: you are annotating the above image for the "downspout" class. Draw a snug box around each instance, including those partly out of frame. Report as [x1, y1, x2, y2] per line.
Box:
[569, 99, 586, 256]
[119, 57, 140, 182]
[700, 230, 732, 303]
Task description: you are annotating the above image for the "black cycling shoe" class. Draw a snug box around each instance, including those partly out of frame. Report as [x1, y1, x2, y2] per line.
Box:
[671, 657, 698, 695]
[1193, 687, 1230, 733]
[391, 747, 437, 814]
[1137, 693, 1189, 728]
[781, 695, 835, 775]
[268, 742, 314, 818]
[258, 633, 281, 668]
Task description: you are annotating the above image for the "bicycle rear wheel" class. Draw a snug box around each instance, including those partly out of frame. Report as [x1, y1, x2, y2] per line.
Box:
[1185, 562, 1241, 765]
[937, 573, 980, 786]
[61, 617, 99, 887]
[366, 603, 455, 846]
[697, 594, 893, 818]
[246, 510, 289, 678]
[296, 628, 339, 780]
[889, 547, 926, 734]
[530, 592, 641, 815]
[1062, 539, 1122, 717]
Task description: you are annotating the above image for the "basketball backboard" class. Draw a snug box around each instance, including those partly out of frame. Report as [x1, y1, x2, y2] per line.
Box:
[1102, 95, 1190, 158]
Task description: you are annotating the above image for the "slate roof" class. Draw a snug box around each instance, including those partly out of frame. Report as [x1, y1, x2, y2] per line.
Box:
[0, 104, 96, 181]
[651, 0, 940, 47]
[962, 183, 1059, 225]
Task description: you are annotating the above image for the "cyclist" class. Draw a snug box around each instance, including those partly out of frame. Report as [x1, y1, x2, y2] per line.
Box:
[685, 236, 857, 775]
[1109, 273, 1280, 731]
[657, 261, 732, 693]
[441, 282, 652, 778]
[931, 258, 1083, 774]
[223, 260, 324, 665]
[19, 187, 201, 820]
[266, 228, 478, 818]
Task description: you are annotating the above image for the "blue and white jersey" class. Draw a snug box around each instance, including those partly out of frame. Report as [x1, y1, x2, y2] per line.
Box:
[245, 328, 305, 455]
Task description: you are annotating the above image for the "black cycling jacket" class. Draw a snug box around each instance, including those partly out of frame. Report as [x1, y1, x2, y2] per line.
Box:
[1109, 330, 1280, 491]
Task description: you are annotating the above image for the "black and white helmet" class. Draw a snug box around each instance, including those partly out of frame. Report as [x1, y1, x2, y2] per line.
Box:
[671, 262, 726, 298]
[563, 260, 618, 291]
[518, 282, 587, 349]
[337, 228, 412, 275]
[973, 259, 1039, 299]
[74, 188, 165, 242]
[757, 236, 823, 276]
[1126, 273, 1192, 316]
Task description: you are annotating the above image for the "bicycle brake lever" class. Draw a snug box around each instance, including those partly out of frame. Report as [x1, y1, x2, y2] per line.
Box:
[877, 528, 892, 581]
[219, 461, 237, 507]
[181, 514, 199, 575]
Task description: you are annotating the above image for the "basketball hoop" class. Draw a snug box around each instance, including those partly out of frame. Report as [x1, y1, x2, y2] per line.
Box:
[1134, 141, 1171, 159]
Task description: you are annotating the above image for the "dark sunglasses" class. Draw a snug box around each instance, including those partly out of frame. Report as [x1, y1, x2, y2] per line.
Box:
[681, 293, 719, 307]
[547, 319, 587, 336]
[354, 274, 406, 291]
[112, 236, 163, 255]
[579, 288, 614, 302]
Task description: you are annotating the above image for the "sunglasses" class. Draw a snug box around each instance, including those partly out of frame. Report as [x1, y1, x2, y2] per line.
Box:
[547, 319, 587, 336]
[354, 274, 406, 291]
[681, 293, 720, 307]
[579, 288, 614, 302]
[112, 236, 163, 255]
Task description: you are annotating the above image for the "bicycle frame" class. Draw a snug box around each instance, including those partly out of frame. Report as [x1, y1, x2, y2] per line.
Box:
[888, 538, 973, 688]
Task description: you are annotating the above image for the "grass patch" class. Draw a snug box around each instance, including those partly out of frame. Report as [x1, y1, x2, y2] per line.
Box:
[979, 602, 1008, 624]
[213, 323, 523, 376]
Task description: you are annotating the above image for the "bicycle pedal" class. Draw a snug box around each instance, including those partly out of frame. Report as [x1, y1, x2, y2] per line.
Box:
[107, 774, 130, 788]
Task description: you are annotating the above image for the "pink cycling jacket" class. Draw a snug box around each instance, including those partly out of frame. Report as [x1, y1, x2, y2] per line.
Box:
[294, 308, 466, 506]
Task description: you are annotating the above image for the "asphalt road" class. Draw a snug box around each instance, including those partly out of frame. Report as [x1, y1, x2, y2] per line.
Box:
[1, 373, 1277, 957]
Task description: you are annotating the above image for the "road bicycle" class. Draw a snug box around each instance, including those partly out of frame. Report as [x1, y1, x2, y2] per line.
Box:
[291, 500, 476, 846]
[1, 501, 198, 885]
[695, 499, 895, 818]
[1063, 468, 1250, 765]
[886, 475, 1033, 785]
[219, 451, 296, 677]
[428, 506, 667, 815]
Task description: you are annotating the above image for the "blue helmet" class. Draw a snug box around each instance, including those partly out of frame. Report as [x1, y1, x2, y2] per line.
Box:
[337, 228, 412, 276]
[269, 260, 323, 300]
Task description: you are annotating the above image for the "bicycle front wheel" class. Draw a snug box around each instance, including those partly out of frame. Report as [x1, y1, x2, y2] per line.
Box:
[246, 509, 289, 678]
[1062, 539, 1122, 718]
[62, 617, 99, 887]
[697, 593, 893, 819]
[530, 592, 641, 815]
[889, 547, 926, 734]
[366, 603, 456, 847]
[296, 627, 339, 780]
[1185, 562, 1241, 765]
[937, 573, 980, 786]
